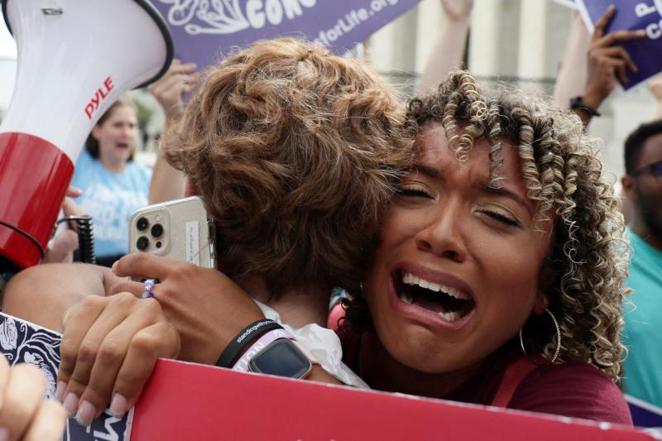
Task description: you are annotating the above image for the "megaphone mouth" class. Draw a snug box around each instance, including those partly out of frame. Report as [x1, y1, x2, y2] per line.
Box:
[0, 0, 174, 88]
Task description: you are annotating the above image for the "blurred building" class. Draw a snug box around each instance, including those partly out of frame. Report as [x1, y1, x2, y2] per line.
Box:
[367, 0, 657, 182]
[0, 0, 657, 177]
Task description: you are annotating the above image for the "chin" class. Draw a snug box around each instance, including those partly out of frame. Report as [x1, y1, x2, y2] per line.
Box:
[380, 325, 461, 374]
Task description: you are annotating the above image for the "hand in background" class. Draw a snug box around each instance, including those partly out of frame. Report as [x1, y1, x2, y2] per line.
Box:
[583, 5, 646, 110]
[44, 186, 85, 264]
[147, 59, 199, 122]
[111, 253, 265, 366]
[0, 355, 66, 441]
[440, 0, 474, 20]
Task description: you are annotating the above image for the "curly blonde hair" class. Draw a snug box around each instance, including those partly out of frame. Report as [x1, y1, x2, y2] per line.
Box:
[348, 72, 628, 382]
[165, 38, 414, 295]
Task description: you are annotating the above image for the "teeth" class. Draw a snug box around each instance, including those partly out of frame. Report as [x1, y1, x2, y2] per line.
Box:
[439, 311, 461, 322]
[401, 292, 414, 304]
[401, 272, 471, 300]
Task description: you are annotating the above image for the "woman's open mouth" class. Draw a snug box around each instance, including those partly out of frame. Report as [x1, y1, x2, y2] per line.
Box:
[392, 269, 476, 324]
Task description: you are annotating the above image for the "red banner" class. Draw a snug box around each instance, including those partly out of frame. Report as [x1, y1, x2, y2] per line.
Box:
[132, 359, 654, 441]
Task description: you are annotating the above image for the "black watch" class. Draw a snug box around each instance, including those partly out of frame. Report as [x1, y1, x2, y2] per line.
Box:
[248, 338, 312, 379]
[569, 96, 601, 117]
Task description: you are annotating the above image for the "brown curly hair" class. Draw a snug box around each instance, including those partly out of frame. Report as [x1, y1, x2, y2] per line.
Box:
[346, 72, 628, 382]
[165, 38, 415, 296]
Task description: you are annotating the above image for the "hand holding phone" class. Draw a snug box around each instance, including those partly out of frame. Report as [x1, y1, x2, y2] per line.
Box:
[128, 196, 215, 268]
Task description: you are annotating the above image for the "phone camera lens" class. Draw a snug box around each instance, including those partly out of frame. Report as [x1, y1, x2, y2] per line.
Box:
[136, 236, 149, 251]
[151, 223, 164, 238]
[136, 217, 149, 231]
[155, 241, 162, 249]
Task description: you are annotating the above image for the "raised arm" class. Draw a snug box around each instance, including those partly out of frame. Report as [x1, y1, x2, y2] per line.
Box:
[148, 59, 199, 204]
[417, 0, 473, 94]
[555, 6, 645, 128]
[552, 12, 591, 109]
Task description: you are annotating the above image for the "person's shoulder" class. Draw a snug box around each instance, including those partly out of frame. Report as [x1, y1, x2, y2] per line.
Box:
[509, 361, 632, 425]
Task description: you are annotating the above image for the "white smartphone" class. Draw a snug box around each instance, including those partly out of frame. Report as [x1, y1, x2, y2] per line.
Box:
[128, 196, 215, 268]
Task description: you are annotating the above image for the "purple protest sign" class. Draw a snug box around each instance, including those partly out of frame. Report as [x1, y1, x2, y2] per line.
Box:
[149, 0, 421, 69]
[577, 0, 662, 89]
[626, 395, 662, 430]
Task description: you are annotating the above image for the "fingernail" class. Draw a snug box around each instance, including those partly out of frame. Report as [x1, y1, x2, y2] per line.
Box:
[0, 427, 8, 441]
[109, 393, 129, 418]
[75, 400, 96, 427]
[111, 261, 118, 272]
[55, 381, 67, 402]
[63, 392, 79, 417]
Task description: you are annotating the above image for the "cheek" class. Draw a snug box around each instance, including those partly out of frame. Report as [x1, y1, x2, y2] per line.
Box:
[378, 205, 430, 250]
[477, 241, 548, 324]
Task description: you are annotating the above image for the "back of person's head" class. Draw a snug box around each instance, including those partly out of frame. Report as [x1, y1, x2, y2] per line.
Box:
[624, 120, 662, 174]
[85, 97, 138, 160]
[165, 37, 414, 295]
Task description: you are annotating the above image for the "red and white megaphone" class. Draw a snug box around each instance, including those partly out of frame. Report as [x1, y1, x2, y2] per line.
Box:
[0, 0, 172, 272]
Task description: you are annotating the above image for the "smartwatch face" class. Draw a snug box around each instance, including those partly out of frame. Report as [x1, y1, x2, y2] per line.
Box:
[249, 339, 311, 379]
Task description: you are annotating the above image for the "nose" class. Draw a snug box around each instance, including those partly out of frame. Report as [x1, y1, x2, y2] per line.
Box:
[415, 199, 467, 263]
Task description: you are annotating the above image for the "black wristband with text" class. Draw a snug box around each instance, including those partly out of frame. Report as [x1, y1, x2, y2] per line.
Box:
[569, 96, 601, 117]
[215, 319, 283, 368]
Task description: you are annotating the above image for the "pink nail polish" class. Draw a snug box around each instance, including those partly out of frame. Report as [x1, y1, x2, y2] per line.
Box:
[63, 392, 79, 417]
[75, 400, 97, 427]
[109, 393, 129, 418]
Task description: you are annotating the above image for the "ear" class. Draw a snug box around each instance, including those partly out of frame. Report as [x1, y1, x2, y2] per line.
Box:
[184, 178, 198, 197]
[91, 125, 102, 141]
[534, 259, 554, 315]
[621, 175, 634, 194]
[533, 291, 548, 315]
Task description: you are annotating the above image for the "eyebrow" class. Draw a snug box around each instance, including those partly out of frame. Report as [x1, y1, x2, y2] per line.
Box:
[479, 182, 533, 215]
[410, 162, 534, 215]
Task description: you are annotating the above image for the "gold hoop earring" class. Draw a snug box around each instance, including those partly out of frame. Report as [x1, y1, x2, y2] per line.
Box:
[519, 308, 561, 363]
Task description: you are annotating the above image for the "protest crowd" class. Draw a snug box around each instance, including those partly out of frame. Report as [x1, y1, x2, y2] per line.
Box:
[0, 0, 661, 440]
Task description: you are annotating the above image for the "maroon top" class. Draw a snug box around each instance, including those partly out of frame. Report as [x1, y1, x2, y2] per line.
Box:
[341, 331, 632, 425]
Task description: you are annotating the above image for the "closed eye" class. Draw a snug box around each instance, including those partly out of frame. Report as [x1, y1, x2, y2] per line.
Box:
[483, 210, 520, 227]
[397, 186, 434, 199]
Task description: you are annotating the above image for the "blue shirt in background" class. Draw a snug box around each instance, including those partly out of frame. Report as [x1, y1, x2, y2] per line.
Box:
[71, 149, 151, 258]
[622, 228, 662, 407]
